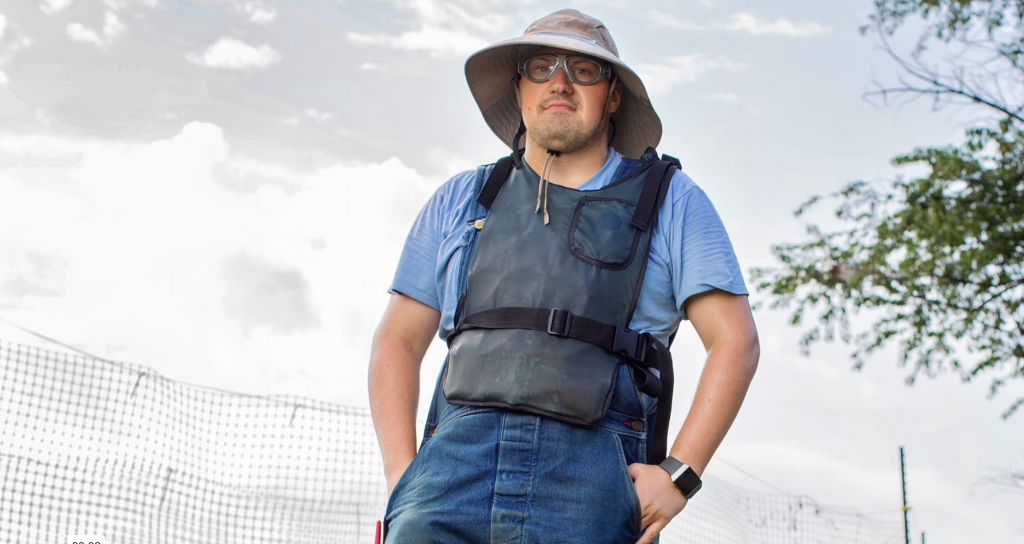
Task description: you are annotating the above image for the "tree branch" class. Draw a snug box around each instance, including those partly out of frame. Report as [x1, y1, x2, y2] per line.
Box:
[864, 21, 1024, 123]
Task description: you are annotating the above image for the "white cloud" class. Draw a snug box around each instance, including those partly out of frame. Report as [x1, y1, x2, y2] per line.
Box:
[0, 122, 436, 405]
[347, 0, 507, 58]
[360, 62, 378, 71]
[650, 11, 706, 31]
[703, 92, 760, 113]
[707, 92, 740, 104]
[101, 10, 125, 39]
[647, 9, 831, 37]
[234, 1, 277, 24]
[249, 8, 276, 24]
[348, 26, 487, 58]
[279, 109, 334, 126]
[0, 15, 36, 85]
[66, 11, 126, 48]
[40, 0, 74, 15]
[724, 12, 832, 37]
[66, 23, 102, 46]
[186, 37, 281, 70]
[634, 55, 745, 95]
[305, 109, 332, 123]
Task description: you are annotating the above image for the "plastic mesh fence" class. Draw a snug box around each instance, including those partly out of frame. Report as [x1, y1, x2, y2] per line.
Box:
[0, 338, 902, 543]
[658, 478, 903, 544]
[0, 339, 387, 544]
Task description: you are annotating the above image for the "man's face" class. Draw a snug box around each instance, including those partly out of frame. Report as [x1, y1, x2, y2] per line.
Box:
[516, 46, 621, 153]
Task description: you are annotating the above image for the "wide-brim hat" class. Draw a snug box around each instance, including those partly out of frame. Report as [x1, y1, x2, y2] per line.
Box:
[465, 9, 662, 159]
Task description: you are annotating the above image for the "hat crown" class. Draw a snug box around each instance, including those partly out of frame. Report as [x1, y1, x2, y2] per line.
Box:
[523, 9, 619, 58]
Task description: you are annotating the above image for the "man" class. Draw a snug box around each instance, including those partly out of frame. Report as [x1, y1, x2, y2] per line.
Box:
[368, 9, 759, 544]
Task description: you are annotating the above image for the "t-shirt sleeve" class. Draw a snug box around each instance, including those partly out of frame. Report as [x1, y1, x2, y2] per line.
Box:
[672, 184, 749, 321]
[388, 185, 447, 311]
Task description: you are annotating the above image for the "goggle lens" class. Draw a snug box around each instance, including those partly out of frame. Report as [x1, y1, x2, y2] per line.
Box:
[522, 54, 606, 85]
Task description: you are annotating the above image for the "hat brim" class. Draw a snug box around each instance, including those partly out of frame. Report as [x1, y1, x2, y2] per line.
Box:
[465, 34, 662, 159]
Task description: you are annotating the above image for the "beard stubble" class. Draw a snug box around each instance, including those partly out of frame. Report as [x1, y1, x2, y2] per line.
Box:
[528, 103, 607, 153]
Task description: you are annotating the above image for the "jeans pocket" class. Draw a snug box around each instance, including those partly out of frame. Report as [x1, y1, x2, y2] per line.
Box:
[568, 197, 642, 270]
[611, 431, 643, 535]
[382, 438, 430, 542]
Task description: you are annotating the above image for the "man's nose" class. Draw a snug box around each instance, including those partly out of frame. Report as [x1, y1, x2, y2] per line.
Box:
[549, 65, 573, 92]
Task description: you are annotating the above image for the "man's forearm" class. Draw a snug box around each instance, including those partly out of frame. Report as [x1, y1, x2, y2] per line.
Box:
[368, 333, 423, 483]
[667, 338, 759, 476]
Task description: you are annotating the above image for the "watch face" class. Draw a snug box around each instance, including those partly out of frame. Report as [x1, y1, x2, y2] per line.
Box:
[684, 480, 702, 499]
[659, 457, 702, 498]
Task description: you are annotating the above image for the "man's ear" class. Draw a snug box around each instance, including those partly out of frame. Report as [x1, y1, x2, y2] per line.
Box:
[606, 81, 623, 114]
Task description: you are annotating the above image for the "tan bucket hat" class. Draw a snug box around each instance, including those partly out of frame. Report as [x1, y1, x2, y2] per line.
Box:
[465, 9, 662, 159]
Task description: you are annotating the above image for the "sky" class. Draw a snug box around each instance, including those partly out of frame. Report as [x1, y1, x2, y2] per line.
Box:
[1, 0, 1023, 542]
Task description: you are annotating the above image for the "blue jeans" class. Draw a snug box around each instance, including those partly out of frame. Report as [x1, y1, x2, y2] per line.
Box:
[383, 362, 660, 543]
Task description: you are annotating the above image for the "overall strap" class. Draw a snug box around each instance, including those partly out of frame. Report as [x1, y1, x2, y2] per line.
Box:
[648, 340, 674, 465]
[476, 153, 519, 210]
[453, 163, 493, 331]
[631, 158, 678, 231]
[643, 153, 681, 466]
[423, 161, 492, 450]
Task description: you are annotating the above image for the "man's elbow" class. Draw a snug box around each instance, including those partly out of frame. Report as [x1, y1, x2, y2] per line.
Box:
[745, 330, 760, 377]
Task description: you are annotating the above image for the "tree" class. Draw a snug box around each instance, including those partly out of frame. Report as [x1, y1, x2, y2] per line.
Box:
[751, 0, 1024, 419]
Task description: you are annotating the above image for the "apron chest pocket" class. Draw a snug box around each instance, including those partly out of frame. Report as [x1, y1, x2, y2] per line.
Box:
[568, 196, 642, 270]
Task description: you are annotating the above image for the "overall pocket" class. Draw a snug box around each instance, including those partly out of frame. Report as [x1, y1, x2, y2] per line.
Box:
[568, 197, 642, 270]
[611, 430, 644, 535]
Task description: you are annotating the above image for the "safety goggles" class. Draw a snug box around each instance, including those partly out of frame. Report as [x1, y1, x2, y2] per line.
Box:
[517, 54, 614, 85]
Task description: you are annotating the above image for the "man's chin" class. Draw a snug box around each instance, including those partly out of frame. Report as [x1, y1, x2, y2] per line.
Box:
[533, 132, 598, 153]
[530, 126, 587, 150]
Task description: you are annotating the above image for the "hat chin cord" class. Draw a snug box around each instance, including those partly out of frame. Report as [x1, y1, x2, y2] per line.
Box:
[534, 149, 560, 224]
[532, 72, 618, 226]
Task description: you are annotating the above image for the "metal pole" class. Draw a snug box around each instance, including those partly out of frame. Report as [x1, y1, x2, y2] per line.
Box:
[922, 532, 926, 544]
[901, 447, 910, 544]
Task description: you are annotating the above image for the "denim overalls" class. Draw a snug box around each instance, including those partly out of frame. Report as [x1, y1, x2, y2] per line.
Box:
[383, 158, 662, 544]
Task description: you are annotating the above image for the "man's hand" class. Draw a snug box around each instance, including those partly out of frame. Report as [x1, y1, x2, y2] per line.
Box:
[385, 456, 415, 497]
[628, 462, 688, 544]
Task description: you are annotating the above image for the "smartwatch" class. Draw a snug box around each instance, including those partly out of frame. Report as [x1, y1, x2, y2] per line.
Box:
[657, 456, 702, 499]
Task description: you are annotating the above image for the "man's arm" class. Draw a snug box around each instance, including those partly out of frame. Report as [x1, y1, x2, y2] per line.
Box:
[628, 289, 759, 544]
[669, 289, 759, 474]
[368, 292, 441, 496]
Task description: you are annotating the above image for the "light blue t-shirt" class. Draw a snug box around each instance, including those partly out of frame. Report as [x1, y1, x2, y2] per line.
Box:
[389, 148, 748, 409]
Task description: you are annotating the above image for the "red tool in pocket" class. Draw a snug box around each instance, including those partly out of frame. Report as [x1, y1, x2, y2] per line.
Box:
[374, 520, 382, 544]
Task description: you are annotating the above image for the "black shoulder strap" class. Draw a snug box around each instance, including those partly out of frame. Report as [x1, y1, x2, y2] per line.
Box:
[476, 154, 516, 211]
[648, 340, 674, 465]
[631, 160, 676, 231]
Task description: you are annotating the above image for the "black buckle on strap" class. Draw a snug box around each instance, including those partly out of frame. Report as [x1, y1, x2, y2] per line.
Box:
[613, 328, 651, 361]
[547, 308, 572, 337]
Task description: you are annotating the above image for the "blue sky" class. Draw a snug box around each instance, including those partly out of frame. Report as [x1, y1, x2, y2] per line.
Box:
[1, 0, 1022, 542]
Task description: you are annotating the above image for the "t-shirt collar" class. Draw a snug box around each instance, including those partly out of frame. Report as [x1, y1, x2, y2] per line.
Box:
[574, 147, 623, 191]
